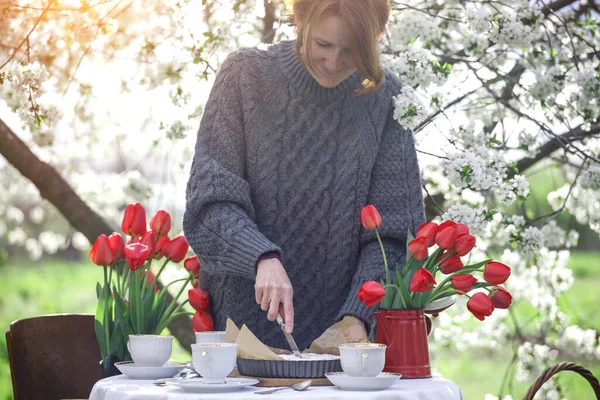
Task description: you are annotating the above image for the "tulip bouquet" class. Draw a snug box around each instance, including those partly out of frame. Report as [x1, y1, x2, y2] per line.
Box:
[90, 203, 213, 363]
[357, 205, 513, 320]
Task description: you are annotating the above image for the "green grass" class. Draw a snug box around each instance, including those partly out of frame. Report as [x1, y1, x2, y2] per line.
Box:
[0, 259, 190, 400]
[0, 260, 100, 400]
[1, 252, 599, 399]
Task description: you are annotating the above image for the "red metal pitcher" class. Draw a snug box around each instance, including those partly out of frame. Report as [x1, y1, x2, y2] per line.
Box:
[374, 308, 431, 378]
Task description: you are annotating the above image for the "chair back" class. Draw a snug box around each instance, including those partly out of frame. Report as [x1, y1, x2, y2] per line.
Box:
[6, 313, 103, 400]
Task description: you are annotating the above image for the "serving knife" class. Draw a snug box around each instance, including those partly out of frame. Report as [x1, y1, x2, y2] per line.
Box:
[276, 313, 303, 358]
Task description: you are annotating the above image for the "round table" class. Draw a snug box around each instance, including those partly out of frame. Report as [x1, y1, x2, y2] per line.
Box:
[90, 375, 464, 399]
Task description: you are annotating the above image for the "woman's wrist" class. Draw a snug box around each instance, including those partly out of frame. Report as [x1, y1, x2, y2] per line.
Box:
[256, 251, 281, 271]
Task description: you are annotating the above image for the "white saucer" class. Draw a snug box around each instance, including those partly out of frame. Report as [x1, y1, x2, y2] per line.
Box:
[325, 372, 401, 391]
[115, 361, 185, 380]
[166, 377, 259, 393]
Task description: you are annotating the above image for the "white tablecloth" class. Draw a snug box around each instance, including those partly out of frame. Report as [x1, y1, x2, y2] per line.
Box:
[90, 375, 464, 400]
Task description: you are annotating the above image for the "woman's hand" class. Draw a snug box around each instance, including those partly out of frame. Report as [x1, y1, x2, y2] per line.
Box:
[308, 316, 368, 355]
[255, 258, 294, 333]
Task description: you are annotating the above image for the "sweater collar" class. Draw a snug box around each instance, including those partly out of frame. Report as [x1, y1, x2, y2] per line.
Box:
[275, 40, 362, 101]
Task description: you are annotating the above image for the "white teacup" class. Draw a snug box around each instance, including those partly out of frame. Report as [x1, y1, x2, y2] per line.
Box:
[195, 331, 227, 344]
[191, 343, 238, 383]
[127, 334, 173, 367]
[339, 343, 386, 377]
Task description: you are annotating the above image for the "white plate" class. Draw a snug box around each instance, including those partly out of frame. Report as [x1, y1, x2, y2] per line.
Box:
[166, 377, 259, 393]
[325, 372, 401, 391]
[115, 361, 185, 380]
[424, 295, 457, 314]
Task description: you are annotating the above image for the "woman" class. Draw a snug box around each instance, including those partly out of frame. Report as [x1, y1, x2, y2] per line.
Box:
[183, 0, 425, 353]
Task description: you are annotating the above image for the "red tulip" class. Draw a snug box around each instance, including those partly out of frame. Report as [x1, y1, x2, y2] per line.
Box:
[184, 255, 201, 277]
[121, 203, 147, 237]
[162, 236, 189, 263]
[150, 210, 171, 237]
[454, 234, 476, 256]
[467, 292, 494, 321]
[456, 223, 469, 237]
[134, 231, 156, 260]
[435, 221, 458, 249]
[409, 268, 436, 292]
[416, 222, 439, 247]
[437, 220, 456, 231]
[357, 281, 386, 307]
[124, 243, 150, 272]
[360, 205, 382, 230]
[490, 286, 512, 309]
[90, 234, 114, 266]
[108, 232, 125, 261]
[192, 309, 214, 332]
[439, 252, 464, 274]
[153, 235, 170, 260]
[451, 274, 477, 294]
[483, 261, 511, 285]
[408, 237, 428, 260]
[188, 288, 210, 310]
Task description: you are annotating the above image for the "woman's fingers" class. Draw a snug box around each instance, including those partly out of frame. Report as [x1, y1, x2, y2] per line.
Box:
[281, 297, 294, 333]
[255, 258, 295, 331]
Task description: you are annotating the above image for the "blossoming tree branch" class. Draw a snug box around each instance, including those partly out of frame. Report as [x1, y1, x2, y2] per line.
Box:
[0, 0, 599, 398]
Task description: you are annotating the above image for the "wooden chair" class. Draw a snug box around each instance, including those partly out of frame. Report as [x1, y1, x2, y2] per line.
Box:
[6, 314, 103, 400]
[524, 361, 600, 400]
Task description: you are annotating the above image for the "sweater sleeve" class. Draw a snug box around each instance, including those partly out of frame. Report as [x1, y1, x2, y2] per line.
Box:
[336, 83, 426, 325]
[183, 51, 281, 281]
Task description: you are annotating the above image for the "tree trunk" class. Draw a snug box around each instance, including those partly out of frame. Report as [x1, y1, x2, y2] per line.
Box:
[0, 117, 194, 350]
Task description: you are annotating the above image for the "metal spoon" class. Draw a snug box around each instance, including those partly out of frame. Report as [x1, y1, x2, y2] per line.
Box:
[255, 379, 312, 395]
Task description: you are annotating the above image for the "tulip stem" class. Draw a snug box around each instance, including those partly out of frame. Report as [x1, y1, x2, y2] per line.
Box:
[103, 266, 110, 354]
[121, 262, 129, 295]
[423, 247, 445, 272]
[153, 259, 170, 285]
[156, 298, 191, 334]
[428, 287, 456, 303]
[115, 267, 121, 295]
[374, 229, 390, 285]
[141, 258, 153, 298]
[156, 275, 193, 333]
[108, 266, 113, 292]
[383, 284, 406, 308]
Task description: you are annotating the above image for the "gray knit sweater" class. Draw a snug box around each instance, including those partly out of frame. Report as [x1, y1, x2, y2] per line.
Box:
[183, 40, 425, 351]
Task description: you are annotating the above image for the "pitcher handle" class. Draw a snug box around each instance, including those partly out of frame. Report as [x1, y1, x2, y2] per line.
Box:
[425, 315, 432, 336]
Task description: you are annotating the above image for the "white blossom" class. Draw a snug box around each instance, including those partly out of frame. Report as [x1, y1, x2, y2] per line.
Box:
[29, 206, 45, 224]
[6, 205, 25, 224]
[442, 203, 489, 235]
[392, 86, 428, 130]
[72, 232, 91, 251]
[25, 237, 43, 261]
[39, 231, 64, 254]
[556, 325, 600, 359]
[8, 227, 27, 246]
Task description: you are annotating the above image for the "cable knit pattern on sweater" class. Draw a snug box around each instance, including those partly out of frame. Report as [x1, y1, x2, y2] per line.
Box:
[183, 40, 425, 350]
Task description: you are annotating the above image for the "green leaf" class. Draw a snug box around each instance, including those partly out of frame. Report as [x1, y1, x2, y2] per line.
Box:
[142, 289, 156, 332]
[469, 282, 493, 291]
[463, 259, 493, 271]
[113, 290, 133, 335]
[96, 281, 102, 299]
[381, 285, 396, 309]
[94, 319, 107, 359]
[109, 318, 126, 360]
[94, 289, 108, 359]
[396, 271, 413, 309]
